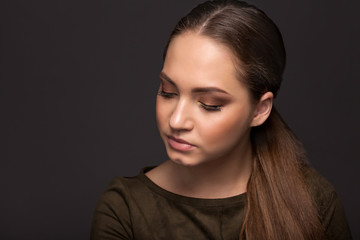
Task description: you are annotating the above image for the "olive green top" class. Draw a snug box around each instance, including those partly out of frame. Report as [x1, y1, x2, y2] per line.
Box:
[91, 166, 352, 240]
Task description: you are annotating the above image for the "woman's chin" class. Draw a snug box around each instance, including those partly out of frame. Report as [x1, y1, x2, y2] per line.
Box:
[168, 156, 199, 168]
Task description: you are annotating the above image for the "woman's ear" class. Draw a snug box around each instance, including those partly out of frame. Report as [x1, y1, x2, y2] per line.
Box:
[250, 91, 273, 127]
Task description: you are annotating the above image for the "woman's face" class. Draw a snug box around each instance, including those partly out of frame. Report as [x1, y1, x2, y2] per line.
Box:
[156, 32, 259, 167]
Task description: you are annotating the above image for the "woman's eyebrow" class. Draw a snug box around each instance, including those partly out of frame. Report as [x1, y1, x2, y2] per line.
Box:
[192, 87, 230, 95]
[159, 72, 176, 86]
[160, 72, 230, 95]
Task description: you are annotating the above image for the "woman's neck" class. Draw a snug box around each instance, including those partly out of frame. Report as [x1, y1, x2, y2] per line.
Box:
[146, 147, 253, 199]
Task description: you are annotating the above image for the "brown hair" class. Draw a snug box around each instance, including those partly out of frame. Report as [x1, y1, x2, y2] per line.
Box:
[164, 1, 325, 239]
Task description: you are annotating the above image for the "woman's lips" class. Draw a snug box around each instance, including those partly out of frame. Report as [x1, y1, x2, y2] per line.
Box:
[167, 136, 195, 151]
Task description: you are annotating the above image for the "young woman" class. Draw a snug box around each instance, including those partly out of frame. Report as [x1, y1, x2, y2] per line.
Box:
[91, 1, 351, 239]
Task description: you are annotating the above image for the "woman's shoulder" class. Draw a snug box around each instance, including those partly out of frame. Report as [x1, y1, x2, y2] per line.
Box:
[100, 166, 155, 200]
[303, 165, 341, 218]
[302, 165, 352, 239]
[91, 167, 156, 240]
[303, 165, 336, 204]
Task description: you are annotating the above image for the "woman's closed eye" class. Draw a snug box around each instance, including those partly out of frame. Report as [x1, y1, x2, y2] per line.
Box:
[158, 90, 177, 98]
[198, 102, 222, 111]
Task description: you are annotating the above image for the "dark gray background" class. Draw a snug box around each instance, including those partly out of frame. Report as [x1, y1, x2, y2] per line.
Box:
[1, 0, 359, 239]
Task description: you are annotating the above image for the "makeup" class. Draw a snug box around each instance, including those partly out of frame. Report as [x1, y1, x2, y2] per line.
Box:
[167, 136, 195, 152]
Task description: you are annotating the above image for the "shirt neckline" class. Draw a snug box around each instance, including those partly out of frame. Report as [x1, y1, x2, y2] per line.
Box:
[137, 166, 247, 207]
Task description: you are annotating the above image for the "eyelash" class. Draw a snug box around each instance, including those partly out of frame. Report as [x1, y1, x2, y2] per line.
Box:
[158, 90, 222, 112]
[158, 90, 177, 98]
[198, 102, 222, 111]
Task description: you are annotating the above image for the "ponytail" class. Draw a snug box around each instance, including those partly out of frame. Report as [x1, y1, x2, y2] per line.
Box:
[240, 108, 325, 240]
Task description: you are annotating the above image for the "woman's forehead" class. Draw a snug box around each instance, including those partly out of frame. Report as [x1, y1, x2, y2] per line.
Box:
[163, 33, 244, 90]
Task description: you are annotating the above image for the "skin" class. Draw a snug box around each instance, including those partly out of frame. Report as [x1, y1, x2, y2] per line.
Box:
[146, 32, 273, 198]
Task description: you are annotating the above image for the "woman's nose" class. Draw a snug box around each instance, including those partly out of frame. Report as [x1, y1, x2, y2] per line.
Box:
[169, 99, 194, 131]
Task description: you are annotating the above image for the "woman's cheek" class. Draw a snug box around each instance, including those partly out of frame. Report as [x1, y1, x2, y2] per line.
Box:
[202, 113, 249, 146]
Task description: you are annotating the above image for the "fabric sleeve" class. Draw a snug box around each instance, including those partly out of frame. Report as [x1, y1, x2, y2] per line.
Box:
[305, 167, 352, 240]
[91, 177, 133, 240]
[320, 190, 352, 240]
